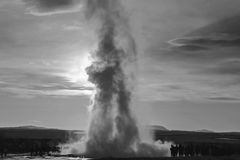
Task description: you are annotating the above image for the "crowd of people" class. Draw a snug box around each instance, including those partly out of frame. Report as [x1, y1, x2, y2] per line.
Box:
[170, 143, 240, 157]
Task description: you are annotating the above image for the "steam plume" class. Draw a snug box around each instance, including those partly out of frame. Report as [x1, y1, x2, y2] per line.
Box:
[83, 0, 169, 157]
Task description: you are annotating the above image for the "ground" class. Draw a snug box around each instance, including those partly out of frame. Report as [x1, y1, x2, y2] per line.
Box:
[2, 156, 240, 160]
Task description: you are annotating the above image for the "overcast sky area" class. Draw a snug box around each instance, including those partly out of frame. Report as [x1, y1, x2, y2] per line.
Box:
[1, 0, 240, 132]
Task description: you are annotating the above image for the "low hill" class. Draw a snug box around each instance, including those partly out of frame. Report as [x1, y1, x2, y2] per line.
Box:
[151, 125, 169, 131]
[195, 129, 215, 133]
[0, 126, 84, 141]
[14, 125, 48, 130]
[154, 130, 240, 144]
[0, 126, 239, 144]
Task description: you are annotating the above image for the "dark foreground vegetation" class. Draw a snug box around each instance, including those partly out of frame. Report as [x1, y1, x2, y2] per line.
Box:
[91, 156, 240, 160]
[0, 138, 60, 157]
[0, 126, 240, 159]
[170, 143, 240, 157]
[155, 130, 240, 158]
[0, 126, 82, 157]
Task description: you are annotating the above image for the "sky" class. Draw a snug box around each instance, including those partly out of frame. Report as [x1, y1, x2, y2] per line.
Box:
[0, 0, 240, 132]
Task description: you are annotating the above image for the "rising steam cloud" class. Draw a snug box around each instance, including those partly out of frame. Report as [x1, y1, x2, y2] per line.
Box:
[83, 0, 169, 157]
[31, 0, 170, 157]
[21, 0, 169, 157]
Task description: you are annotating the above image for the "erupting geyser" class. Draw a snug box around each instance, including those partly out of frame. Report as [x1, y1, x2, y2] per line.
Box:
[81, 0, 169, 157]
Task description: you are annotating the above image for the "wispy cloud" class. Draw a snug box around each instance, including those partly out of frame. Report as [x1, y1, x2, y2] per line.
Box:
[62, 21, 83, 31]
[23, 0, 83, 16]
[142, 14, 240, 102]
[168, 35, 240, 51]
[1, 87, 93, 98]
[168, 14, 240, 51]
[195, 58, 240, 76]
[207, 96, 240, 101]
[0, 67, 93, 98]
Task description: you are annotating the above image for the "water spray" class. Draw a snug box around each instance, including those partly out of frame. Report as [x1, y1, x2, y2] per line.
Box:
[74, 0, 169, 157]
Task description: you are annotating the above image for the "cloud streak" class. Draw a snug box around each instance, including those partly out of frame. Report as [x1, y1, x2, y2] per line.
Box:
[195, 59, 240, 76]
[169, 35, 240, 51]
[168, 14, 240, 51]
[0, 67, 93, 98]
[145, 16, 240, 102]
[23, 0, 82, 16]
[207, 96, 240, 101]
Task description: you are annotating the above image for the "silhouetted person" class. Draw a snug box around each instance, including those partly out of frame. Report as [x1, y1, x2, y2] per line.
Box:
[179, 144, 184, 156]
[170, 145, 174, 157]
[174, 144, 178, 156]
[171, 144, 179, 157]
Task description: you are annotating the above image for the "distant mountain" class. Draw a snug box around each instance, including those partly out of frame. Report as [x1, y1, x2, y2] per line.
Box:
[151, 125, 169, 131]
[0, 125, 57, 130]
[195, 129, 215, 133]
[15, 125, 48, 130]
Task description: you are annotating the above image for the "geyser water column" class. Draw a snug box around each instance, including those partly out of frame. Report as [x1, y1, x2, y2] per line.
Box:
[85, 0, 139, 157]
[84, 0, 169, 157]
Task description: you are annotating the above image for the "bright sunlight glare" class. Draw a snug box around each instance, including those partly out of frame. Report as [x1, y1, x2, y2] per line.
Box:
[65, 53, 93, 87]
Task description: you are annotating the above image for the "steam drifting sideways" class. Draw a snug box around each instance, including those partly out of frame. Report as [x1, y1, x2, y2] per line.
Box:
[83, 0, 169, 158]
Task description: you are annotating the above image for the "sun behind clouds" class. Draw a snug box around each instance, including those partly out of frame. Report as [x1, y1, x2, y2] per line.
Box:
[65, 53, 93, 88]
